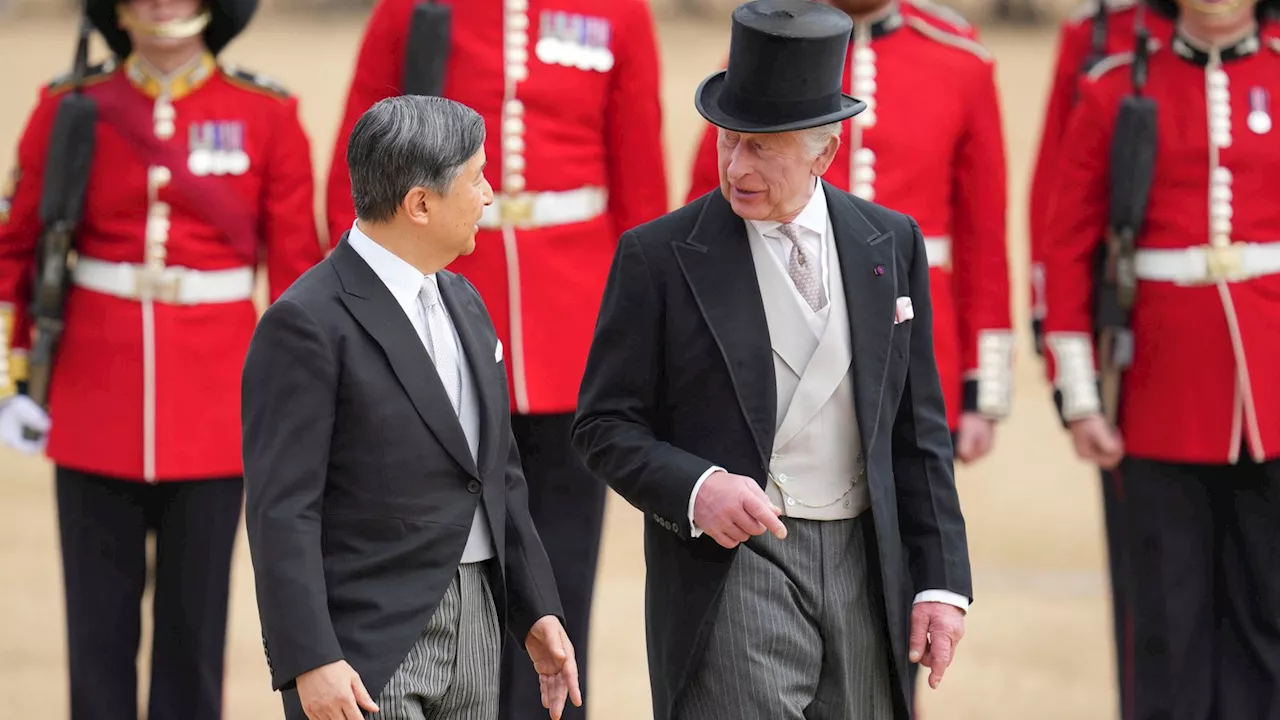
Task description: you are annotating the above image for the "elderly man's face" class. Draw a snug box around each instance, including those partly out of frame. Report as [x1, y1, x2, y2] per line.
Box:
[427, 147, 494, 257]
[717, 128, 837, 223]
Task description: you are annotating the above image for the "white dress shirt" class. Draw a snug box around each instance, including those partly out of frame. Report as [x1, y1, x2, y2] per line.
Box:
[347, 222, 495, 563]
[686, 183, 969, 613]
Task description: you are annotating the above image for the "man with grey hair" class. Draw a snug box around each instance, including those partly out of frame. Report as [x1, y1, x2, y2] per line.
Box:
[242, 94, 581, 720]
[571, 2, 972, 719]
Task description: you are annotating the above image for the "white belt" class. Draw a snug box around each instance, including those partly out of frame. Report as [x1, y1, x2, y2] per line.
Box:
[1133, 241, 1280, 284]
[478, 186, 607, 229]
[72, 257, 255, 305]
[924, 236, 951, 268]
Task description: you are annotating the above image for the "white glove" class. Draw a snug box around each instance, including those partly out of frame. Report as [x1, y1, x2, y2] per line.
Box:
[0, 395, 51, 455]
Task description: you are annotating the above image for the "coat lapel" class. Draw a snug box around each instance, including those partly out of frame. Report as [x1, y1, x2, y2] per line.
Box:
[438, 271, 504, 478]
[329, 237, 480, 479]
[673, 192, 777, 467]
[825, 183, 897, 452]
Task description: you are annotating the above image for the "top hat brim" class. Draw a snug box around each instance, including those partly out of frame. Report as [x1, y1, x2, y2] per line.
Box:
[694, 70, 867, 134]
[87, 0, 258, 58]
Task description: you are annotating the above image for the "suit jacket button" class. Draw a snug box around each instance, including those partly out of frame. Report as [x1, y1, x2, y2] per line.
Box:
[467, 480, 481, 494]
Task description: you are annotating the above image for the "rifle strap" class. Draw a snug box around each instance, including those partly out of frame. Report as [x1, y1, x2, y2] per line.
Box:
[87, 78, 259, 264]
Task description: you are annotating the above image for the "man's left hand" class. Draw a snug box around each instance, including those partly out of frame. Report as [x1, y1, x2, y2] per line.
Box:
[525, 615, 583, 719]
[955, 413, 995, 464]
[908, 601, 966, 689]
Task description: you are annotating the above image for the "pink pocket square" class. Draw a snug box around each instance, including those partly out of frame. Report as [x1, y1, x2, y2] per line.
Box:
[894, 296, 914, 324]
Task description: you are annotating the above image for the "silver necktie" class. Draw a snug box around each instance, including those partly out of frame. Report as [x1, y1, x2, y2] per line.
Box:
[779, 223, 827, 312]
[418, 278, 461, 415]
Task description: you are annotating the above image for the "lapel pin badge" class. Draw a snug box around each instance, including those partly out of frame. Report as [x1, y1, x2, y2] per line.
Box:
[1249, 87, 1272, 135]
[874, 265, 885, 276]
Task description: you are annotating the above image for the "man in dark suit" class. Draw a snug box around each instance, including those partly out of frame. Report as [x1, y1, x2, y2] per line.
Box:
[571, 2, 973, 719]
[241, 94, 582, 720]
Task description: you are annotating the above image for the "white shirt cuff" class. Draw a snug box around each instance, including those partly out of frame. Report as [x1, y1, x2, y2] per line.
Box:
[913, 589, 970, 612]
[688, 466, 725, 538]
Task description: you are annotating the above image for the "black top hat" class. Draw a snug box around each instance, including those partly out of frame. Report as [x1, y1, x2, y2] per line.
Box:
[87, 0, 258, 58]
[695, 0, 866, 134]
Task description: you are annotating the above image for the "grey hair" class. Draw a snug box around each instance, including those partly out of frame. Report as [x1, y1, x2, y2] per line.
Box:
[346, 95, 487, 223]
[798, 121, 842, 158]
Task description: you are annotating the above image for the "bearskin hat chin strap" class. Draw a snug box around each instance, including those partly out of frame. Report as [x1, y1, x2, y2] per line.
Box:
[115, 4, 211, 39]
[1176, 0, 1252, 15]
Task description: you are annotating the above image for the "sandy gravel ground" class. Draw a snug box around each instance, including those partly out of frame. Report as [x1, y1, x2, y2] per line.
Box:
[0, 11, 1119, 719]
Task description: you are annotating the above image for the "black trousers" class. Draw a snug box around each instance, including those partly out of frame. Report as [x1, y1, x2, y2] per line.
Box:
[54, 467, 243, 720]
[1115, 455, 1280, 720]
[1100, 467, 1132, 719]
[499, 413, 608, 720]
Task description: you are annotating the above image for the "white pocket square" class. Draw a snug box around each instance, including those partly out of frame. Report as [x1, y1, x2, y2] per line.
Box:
[894, 296, 914, 324]
[495, 339, 503, 363]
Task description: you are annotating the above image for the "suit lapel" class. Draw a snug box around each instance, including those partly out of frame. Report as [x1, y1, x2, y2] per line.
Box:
[825, 183, 897, 452]
[438, 272, 504, 478]
[673, 192, 777, 467]
[330, 238, 480, 479]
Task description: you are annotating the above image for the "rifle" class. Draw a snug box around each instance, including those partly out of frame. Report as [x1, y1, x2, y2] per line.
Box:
[1094, 5, 1157, 425]
[23, 9, 98, 440]
[402, 0, 451, 96]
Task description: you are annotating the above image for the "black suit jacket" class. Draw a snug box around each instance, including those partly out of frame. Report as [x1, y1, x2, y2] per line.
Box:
[571, 183, 972, 720]
[241, 233, 562, 714]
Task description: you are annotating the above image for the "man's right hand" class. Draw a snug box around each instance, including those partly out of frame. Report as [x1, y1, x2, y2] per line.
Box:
[296, 660, 379, 720]
[0, 395, 50, 455]
[693, 470, 788, 549]
[1068, 414, 1124, 469]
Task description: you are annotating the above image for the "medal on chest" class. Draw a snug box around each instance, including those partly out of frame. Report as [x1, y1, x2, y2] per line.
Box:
[187, 120, 251, 176]
[535, 11, 614, 72]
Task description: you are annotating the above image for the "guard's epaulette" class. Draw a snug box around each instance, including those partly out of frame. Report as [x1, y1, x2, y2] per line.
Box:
[219, 65, 292, 99]
[904, 15, 992, 62]
[1084, 40, 1160, 82]
[45, 59, 117, 94]
[1068, 0, 1137, 24]
[909, 0, 972, 31]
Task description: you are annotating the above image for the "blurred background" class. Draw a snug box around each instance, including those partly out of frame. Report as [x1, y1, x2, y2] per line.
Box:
[0, 0, 1116, 717]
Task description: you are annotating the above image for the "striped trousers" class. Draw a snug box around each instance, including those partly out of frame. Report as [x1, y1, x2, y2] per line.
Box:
[676, 515, 895, 720]
[370, 562, 502, 720]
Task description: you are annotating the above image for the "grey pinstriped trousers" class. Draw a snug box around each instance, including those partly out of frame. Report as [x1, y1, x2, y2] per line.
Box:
[676, 515, 896, 720]
[369, 562, 502, 720]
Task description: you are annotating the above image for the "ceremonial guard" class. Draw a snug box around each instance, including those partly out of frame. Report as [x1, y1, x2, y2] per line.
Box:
[325, 2, 667, 718]
[687, 0, 1015, 466]
[0, 0, 324, 715]
[1029, 0, 1175, 355]
[1025, 2, 1176, 699]
[1042, 0, 1280, 714]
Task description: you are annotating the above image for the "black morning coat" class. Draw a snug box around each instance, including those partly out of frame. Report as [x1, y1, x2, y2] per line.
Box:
[241, 234, 564, 718]
[572, 183, 974, 720]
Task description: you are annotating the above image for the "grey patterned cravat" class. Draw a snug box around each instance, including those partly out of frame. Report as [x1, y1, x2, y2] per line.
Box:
[778, 222, 827, 312]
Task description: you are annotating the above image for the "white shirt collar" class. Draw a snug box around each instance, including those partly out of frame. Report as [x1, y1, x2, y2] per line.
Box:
[746, 178, 828, 240]
[345, 221, 434, 316]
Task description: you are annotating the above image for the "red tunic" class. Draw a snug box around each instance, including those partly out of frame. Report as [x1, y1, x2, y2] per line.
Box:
[0, 53, 325, 481]
[1043, 32, 1280, 464]
[325, 0, 669, 415]
[686, 2, 1013, 430]
[1028, 1, 1175, 337]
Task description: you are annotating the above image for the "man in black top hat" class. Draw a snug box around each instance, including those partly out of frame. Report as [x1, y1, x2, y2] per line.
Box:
[571, 2, 972, 719]
[0, 0, 324, 716]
